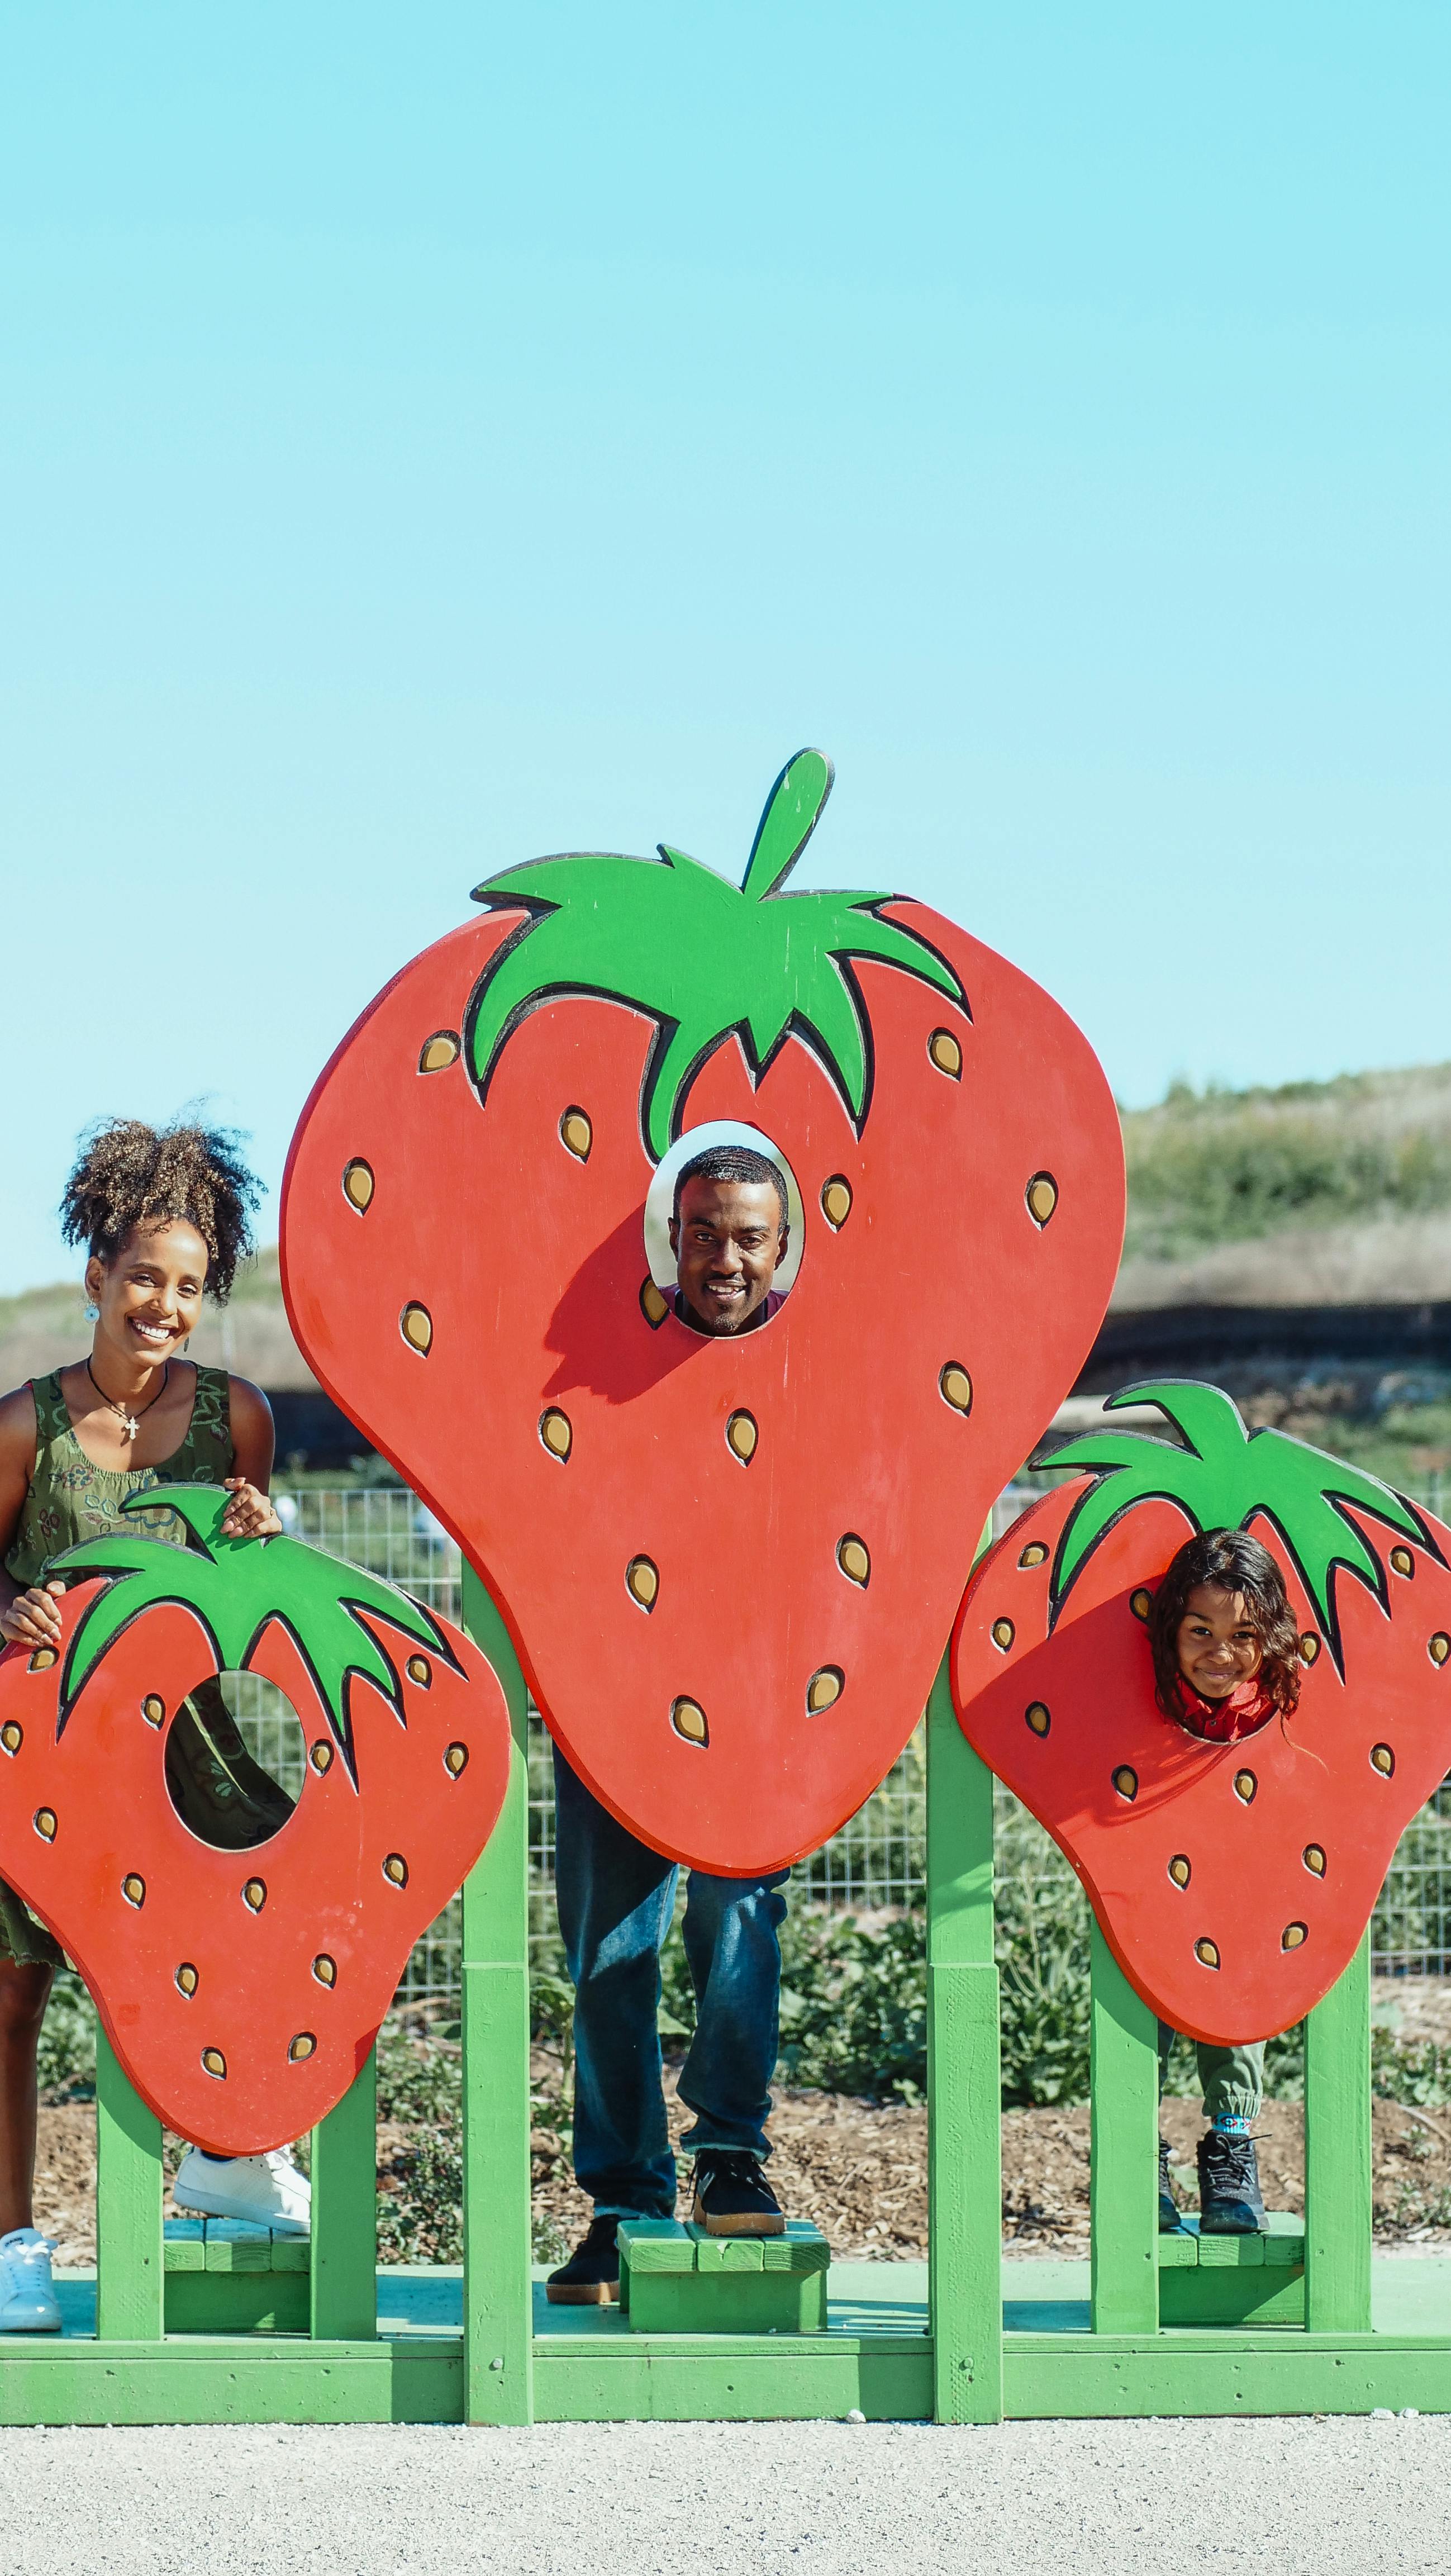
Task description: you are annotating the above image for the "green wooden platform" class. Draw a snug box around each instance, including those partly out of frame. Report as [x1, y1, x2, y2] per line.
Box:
[9, 1566, 1449, 2426]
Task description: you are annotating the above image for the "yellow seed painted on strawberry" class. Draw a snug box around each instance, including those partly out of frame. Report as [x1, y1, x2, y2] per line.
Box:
[1195, 1938, 1220, 1970]
[141, 1695, 165, 1727]
[34, 1809, 55, 1841]
[1372, 1743, 1395, 1777]
[560, 1108, 593, 1162]
[1168, 1855, 1191, 1888]
[672, 1698, 708, 1746]
[1303, 1845, 1326, 1876]
[383, 1853, 409, 1886]
[121, 1874, 145, 1908]
[992, 1619, 1015, 1651]
[1300, 1633, 1320, 1665]
[1025, 1703, 1050, 1738]
[1026, 1173, 1058, 1226]
[418, 1030, 460, 1073]
[1282, 1922, 1307, 1951]
[310, 1741, 334, 1774]
[939, 1364, 973, 1415]
[1019, 1542, 1048, 1570]
[807, 1667, 843, 1714]
[1113, 1766, 1138, 1802]
[1430, 1633, 1450, 1667]
[1390, 1547, 1414, 1577]
[836, 1536, 870, 1587]
[407, 1655, 431, 1686]
[444, 1742, 469, 1776]
[726, 1411, 758, 1463]
[28, 1650, 56, 1675]
[202, 2047, 227, 2079]
[1233, 1770, 1257, 1804]
[626, 1556, 659, 1610]
[342, 1159, 374, 1213]
[821, 1176, 853, 1229]
[929, 1029, 962, 1079]
[288, 2032, 316, 2062]
[1130, 1589, 1153, 1622]
[0, 1723, 21, 1755]
[175, 1964, 198, 1997]
[540, 1408, 573, 1461]
[400, 1303, 433, 1355]
[312, 1955, 336, 1988]
[640, 1278, 670, 1328]
[243, 1879, 267, 1912]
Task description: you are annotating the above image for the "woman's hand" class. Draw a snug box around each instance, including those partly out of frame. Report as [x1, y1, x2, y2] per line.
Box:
[1, 1579, 66, 1650]
[220, 1478, 283, 1540]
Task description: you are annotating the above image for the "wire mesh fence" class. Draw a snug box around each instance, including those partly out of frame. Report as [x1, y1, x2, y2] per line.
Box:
[240, 1481, 1451, 1998]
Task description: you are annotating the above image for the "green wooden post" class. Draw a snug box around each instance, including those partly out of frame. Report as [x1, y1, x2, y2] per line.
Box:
[308, 2046, 378, 2340]
[460, 1563, 534, 2427]
[1089, 1925, 1160, 2336]
[1304, 1931, 1373, 2333]
[94, 2027, 164, 2341]
[927, 1651, 1003, 2425]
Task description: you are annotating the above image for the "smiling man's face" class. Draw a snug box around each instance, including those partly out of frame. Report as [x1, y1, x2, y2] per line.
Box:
[668, 1176, 788, 1336]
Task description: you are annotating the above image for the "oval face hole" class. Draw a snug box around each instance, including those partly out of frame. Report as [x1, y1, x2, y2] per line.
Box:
[939, 1363, 973, 1416]
[175, 1964, 198, 1998]
[342, 1159, 375, 1214]
[1430, 1633, 1450, 1667]
[1025, 1703, 1050, 1738]
[242, 1879, 267, 1912]
[201, 2047, 227, 2080]
[1390, 1547, 1415, 1577]
[671, 1698, 708, 1747]
[1282, 1922, 1307, 1951]
[27, 1649, 57, 1675]
[444, 1742, 469, 1776]
[400, 1303, 434, 1356]
[406, 1655, 432, 1688]
[640, 1277, 671, 1329]
[991, 1619, 1015, 1652]
[726, 1411, 758, 1465]
[0, 1722, 21, 1756]
[141, 1695, 165, 1728]
[1372, 1743, 1395, 1777]
[1300, 1634, 1321, 1665]
[1233, 1770, 1257, 1804]
[1195, 1938, 1220, 1970]
[418, 1030, 460, 1075]
[312, 1954, 336, 1988]
[1303, 1843, 1326, 1876]
[928, 1029, 962, 1080]
[1112, 1766, 1138, 1803]
[311, 1741, 334, 1774]
[1026, 1173, 1059, 1227]
[121, 1874, 145, 1908]
[807, 1666, 843, 1715]
[1130, 1589, 1153, 1622]
[540, 1408, 573, 1462]
[288, 2032, 317, 2062]
[1018, 1542, 1048, 1571]
[33, 1809, 56, 1842]
[1168, 1855, 1191, 1888]
[166, 1675, 302, 1850]
[383, 1852, 409, 1886]
[821, 1176, 853, 1230]
[837, 1536, 870, 1588]
[559, 1108, 593, 1162]
[626, 1556, 659, 1611]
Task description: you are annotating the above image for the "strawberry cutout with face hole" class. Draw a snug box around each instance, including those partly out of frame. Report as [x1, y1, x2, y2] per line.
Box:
[951, 1381, 1451, 2045]
[0, 1488, 511, 2152]
[280, 751, 1125, 1874]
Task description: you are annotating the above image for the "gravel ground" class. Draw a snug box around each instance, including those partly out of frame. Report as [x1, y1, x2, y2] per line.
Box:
[2, 2416, 1449, 2574]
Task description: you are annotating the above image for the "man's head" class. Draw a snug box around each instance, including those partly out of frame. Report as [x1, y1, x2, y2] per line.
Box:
[668, 1146, 790, 1337]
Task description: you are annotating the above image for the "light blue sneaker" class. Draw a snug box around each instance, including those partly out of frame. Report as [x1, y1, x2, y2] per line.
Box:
[0, 2228, 61, 2331]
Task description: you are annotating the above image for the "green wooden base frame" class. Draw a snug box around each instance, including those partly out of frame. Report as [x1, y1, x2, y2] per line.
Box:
[27, 1582, 1446, 2425]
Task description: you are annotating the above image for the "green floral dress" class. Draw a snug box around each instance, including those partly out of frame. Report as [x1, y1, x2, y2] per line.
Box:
[2, 1367, 294, 1966]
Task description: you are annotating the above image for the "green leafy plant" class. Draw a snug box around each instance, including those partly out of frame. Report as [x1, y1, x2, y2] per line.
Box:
[51, 1485, 450, 1766]
[1041, 1379, 1433, 1662]
[468, 749, 966, 1162]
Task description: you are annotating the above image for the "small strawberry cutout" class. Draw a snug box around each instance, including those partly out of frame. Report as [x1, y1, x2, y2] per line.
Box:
[952, 1382, 1451, 2044]
[0, 1490, 511, 2151]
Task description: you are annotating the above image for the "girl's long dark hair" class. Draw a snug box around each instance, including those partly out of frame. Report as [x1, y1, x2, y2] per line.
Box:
[1148, 1527, 1303, 1719]
[60, 1118, 261, 1304]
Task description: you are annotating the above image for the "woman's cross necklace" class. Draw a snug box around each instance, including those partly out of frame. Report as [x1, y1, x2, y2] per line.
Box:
[86, 1357, 170, 1443]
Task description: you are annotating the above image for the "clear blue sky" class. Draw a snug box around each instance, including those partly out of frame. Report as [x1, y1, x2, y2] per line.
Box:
[4, 4, 1447, 1292]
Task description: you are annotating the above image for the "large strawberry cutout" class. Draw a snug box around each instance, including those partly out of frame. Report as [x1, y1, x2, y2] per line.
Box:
[0, 1489, 510, 2152]
[952, 1382, 1451, 2044]
[282, 752, 1124, 1874]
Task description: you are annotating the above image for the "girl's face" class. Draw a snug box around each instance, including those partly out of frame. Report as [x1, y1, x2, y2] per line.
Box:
[1175, 1582, 1264, 1699]
[87, 1222, 209, 1370]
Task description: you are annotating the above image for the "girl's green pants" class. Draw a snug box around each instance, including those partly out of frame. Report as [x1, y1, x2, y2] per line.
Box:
[1158, 2024, 1264, 2119]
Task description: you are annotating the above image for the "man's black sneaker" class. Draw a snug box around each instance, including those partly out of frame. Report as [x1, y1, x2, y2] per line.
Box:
[545, 2216, 621, 2305]
[1158, 2136, 1181, 2232]
[1197, 2129, 1266, 2235]
[691, 2152, 785, 2237]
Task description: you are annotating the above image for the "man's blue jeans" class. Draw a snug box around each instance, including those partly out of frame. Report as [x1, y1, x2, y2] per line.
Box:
[553, 1747, 789, 2220]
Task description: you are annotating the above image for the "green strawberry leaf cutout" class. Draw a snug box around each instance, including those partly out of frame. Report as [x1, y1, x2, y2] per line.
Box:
[1036, 1378, 1439, 1672]
[48, 1486, 454, 1774]
[467, 748, 968, 1163]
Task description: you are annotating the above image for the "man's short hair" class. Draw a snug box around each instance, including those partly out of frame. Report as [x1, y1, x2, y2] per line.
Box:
[672, 1144, 789, 1229]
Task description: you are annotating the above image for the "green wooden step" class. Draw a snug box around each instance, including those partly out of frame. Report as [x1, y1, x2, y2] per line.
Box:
[619, 2220, 830, 2334]
[162, 2221, 311, 2333]
[1157, 2213, 1305, 2326]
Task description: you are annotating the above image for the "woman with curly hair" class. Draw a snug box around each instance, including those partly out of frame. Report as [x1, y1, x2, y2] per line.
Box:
[1149, 1527, 1303, 2238]
[0, 1120, 309, 2327]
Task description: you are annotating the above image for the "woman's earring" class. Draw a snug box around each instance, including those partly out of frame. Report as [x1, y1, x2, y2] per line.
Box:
[84, 1303, 99, 1323]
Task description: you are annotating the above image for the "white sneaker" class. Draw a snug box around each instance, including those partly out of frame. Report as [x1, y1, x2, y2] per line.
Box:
[0, 2227, 61, 2331]
[172, 2147, 311, 2236]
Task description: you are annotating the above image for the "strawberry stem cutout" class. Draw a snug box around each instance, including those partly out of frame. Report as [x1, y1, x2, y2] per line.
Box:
[1038, 1379, 1438, 1671]
[465, 748, 968, 1163]
[47, 1485, 454, 1771]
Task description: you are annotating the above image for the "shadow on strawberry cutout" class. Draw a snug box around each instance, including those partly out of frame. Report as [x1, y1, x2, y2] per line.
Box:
[0, 1489, 511, 2152]
[951, 1381, 1451, 2045]
[281, 750, 1126, 1874]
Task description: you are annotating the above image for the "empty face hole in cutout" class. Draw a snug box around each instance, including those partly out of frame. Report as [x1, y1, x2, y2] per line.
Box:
[1019, 1542, 1048, 1571]
[342, 1158, 374, 1214]
[165, 1674, 303, 1852]
[559, 1107, 593, 1162]
[1025, 1703, 1050, 1738]
[643, 1120, 803, 1332]
[418, 1030, 460, 1074]
[837, 1535, 870, 1588]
